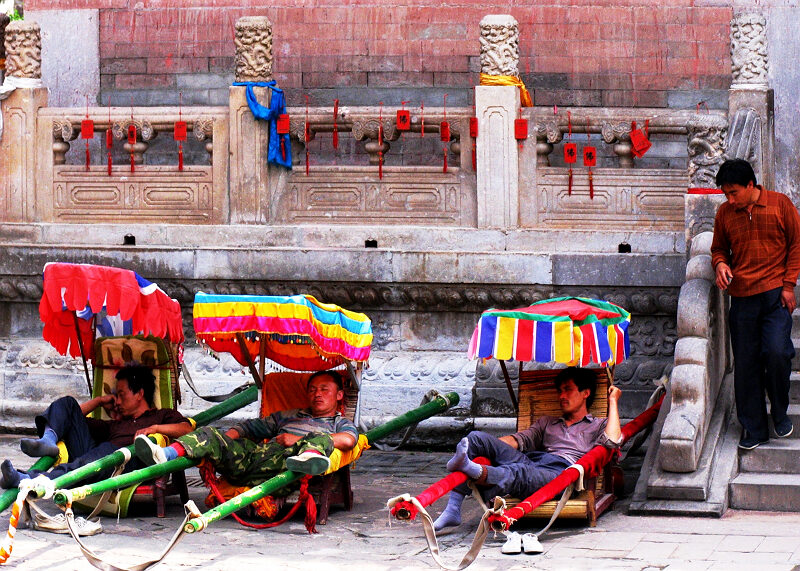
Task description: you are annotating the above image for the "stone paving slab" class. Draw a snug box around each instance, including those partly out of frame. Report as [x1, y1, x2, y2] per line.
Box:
[1, 435, 800, 570]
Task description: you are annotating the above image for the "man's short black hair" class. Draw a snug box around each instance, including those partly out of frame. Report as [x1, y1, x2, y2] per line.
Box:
[116, 365, 156, 408]
[307, 370, 344, 392]
[715, 158, 757, 188]
[554, 366, 598, 408]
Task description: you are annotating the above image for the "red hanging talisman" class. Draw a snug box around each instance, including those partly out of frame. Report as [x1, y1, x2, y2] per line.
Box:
[630, 120, 651, 158]
[127, 124, 137, 173]
[81, 96, 94, 171]
[304, 95, 310, 176]
[564, 111, 576, 195]
[396, 101, 411, 133]
[105, 105, 113, 176]
[440, 94, 450, 173]
[420, 101, 425, 138]
[174, 93, 187, 171]
[470, 88, 478, 171]
[332, 99, 339, 150]
[514, 108, 527, 150]
[583, 120, 596, 199]
[276, 113, 290, 162]
[378, 102, 385, 180]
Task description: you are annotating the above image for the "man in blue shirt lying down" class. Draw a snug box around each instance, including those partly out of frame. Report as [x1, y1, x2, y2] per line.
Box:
[435, 367, 622, 531]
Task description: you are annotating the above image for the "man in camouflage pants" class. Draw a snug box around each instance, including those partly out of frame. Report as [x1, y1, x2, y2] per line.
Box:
[135, 371, 358, 491]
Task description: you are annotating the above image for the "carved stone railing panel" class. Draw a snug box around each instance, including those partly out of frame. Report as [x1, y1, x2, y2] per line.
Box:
[273, 107, 475, 226]
[730, 13, 768, 90]
[529, 168, 686, 231]
[36, 107, 229, 224]
[687, 114, 728, 188]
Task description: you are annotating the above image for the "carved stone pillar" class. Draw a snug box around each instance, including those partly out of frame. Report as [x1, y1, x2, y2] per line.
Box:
[234, 16, 273, 83]
[479, 15, 519, 76]
[687, 114, 727, 189]
[0, 14, 10, 78]
[113, 120, 156, 165]
[476, 15, 520, 229]
[728, 13, 773, 190]
[230, 16, 273, 223]
[4, 20, 41, 79]
[731, 13, 768, 90]
[0, 20, 46, 223]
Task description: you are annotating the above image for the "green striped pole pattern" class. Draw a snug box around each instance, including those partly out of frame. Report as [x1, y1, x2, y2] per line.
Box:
[9, 385, 259, 512]
[183, 391, 460, 533]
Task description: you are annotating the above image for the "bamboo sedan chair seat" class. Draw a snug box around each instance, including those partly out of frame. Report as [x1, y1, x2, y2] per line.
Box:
[501, 368, 615, 526]
[207, 370, 359, 525]
[72, 335, 189, 518]
[259, 371, 359, 525]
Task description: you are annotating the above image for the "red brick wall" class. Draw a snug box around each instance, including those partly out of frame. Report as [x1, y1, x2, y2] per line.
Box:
[27, 1, 733, 108]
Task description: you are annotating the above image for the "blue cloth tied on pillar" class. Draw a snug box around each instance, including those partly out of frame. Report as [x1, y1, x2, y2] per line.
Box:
[232, 81, 292, 169]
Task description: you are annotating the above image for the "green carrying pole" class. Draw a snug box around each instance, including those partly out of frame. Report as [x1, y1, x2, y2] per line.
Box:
[182, 390, 460, 533]
[8, 385, 259, 511]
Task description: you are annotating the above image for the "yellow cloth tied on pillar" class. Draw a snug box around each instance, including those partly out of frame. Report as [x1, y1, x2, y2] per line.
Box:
[479, 73, 533, 107]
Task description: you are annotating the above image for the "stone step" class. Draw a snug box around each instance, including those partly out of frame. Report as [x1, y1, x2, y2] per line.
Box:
[739, 439, 800, 473]
[792, 372, 800, 403]
[729, 472, 800, 511]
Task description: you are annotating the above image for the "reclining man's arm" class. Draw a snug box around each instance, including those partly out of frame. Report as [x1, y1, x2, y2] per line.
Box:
[604, 386, 622, 444]
[80, 395, 115, 416]
[135, 421, 193, 439]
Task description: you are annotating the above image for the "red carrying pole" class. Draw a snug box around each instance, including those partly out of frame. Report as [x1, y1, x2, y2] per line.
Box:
[488, 394, 664, 530]
[391, 457, 490, 520]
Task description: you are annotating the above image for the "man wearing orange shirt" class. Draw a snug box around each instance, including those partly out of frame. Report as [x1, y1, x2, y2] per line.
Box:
[711, 159, 800, 450]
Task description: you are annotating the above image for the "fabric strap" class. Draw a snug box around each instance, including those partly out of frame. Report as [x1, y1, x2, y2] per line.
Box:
[478, 73, 532, 107]
[232, 81, 292, 168]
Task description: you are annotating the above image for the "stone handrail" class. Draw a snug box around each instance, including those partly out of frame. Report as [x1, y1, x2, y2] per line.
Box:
[660, 230, 731, 472]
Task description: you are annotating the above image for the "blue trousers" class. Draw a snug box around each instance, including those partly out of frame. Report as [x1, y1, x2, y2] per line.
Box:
[28, 396, 142, 480]
[729, 287, 795, 440]
[458, 431, 570, 500]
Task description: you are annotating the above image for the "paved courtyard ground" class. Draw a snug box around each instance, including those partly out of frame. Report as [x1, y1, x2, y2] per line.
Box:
[1, 435, 799, 570]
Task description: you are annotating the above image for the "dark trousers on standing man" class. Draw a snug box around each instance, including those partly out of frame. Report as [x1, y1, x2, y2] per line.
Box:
[729, 287, 795, 440]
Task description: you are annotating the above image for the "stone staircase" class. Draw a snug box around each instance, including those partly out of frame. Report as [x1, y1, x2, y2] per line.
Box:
[729, 371, 800, 510]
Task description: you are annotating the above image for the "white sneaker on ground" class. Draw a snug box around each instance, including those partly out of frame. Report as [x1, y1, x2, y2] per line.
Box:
[522, 533, 544, 554]
[32, 512, 102, 536]
[134, 435, 167, 466]
[285, 451, 330, 475]
[501, 531, 522, 554]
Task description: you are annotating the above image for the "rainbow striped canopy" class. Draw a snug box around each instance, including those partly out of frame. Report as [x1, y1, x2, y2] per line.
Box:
[468, 297, 630, 367]
[193, 292, 373, 372]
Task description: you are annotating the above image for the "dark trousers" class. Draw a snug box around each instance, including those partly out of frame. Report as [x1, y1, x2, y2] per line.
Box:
[28, 396, 142, 480]
[729, 287, 795, 440]
[457, 431, 570, 500]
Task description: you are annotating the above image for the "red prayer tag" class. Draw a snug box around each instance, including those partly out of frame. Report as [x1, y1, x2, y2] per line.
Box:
[276, 114, 290, 134]
[81, 119, 94, 140]
[440, 121, 450, 142]
[630, 121, 651, 158]
[127, 125, 137, 145]
[396, 109, 411, 131]
[564, 142, 577, 164]
[105, 129, 113, 149]
[174, 120, 187, 141]
[469, 117, 478, 138]
[583, 146, 596, 167]
[514, 118, 528, 140]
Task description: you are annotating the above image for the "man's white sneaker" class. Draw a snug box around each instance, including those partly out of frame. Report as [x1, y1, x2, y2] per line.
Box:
[32, 512, 102, 536]
[285, 451, 330, 475]
[134, 435, 167, 466]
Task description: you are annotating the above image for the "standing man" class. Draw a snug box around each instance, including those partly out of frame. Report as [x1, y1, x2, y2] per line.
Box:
[711, 158, 800, 450]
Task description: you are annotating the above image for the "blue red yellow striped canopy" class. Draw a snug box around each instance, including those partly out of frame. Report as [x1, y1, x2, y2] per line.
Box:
[193, 292, 373, 371]
[468, 297, 630, 367]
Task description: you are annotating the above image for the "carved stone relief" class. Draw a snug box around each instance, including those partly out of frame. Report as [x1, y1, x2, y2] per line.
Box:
[730, 13, 768, 89]
[725, 108, 762, 181]
[687, 114, 727, 188]
[479, 15, 519, 76]
[3, 20, 41, 79]
[234, 16, 273, 83]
